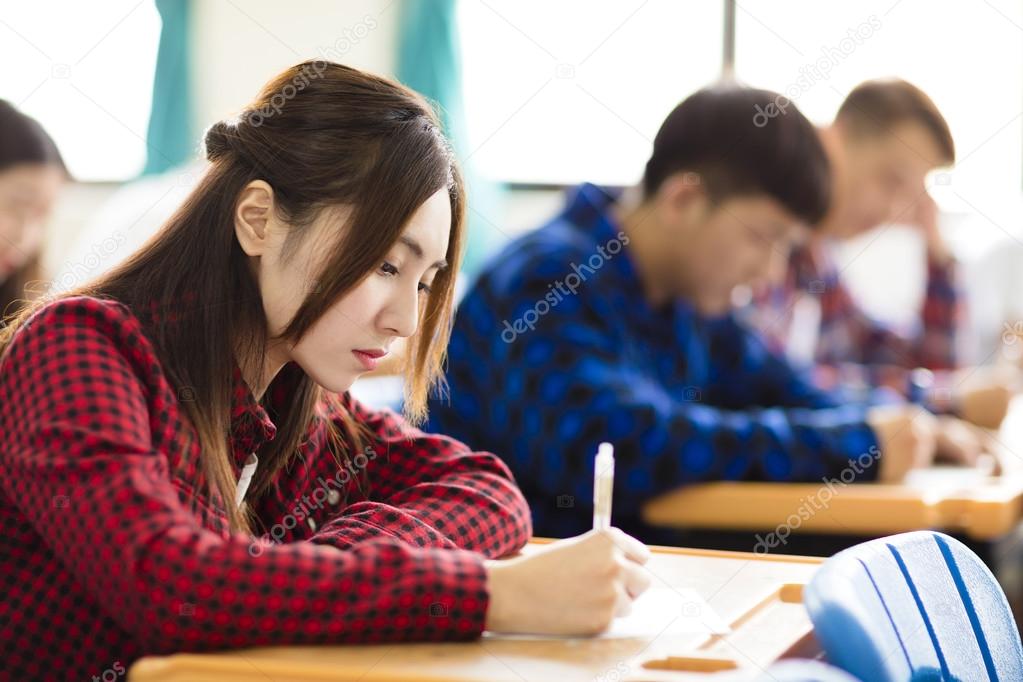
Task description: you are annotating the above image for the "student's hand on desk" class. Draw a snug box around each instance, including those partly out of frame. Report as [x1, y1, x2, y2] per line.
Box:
[954, 367, 1017, 430]
[868, 407, 1001, 481]
[867, 405, 936, 482]
[933, 415, 986, 466]
[933, 415, 1004, 474]
[483, 528, 651, 636]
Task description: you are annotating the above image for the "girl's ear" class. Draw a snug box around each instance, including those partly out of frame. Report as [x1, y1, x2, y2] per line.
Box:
[235, 180, 275, 257]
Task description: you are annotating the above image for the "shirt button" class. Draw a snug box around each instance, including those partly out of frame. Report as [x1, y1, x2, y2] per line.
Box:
[326, 489, 341, 506]
[307, 517, 317, 532]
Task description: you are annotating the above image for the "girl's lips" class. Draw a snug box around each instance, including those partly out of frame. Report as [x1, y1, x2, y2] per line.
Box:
[352, 350, 383, 371]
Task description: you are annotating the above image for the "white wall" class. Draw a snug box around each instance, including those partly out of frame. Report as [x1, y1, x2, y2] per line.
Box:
[190, 0, 399, 130]
[45, 0, 401, 274]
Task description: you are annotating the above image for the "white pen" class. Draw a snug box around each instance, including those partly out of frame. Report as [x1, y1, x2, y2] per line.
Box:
[592, 442, 615, 530]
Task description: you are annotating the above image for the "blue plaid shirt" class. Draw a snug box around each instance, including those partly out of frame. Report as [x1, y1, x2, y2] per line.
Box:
[427, 184, 879, 538]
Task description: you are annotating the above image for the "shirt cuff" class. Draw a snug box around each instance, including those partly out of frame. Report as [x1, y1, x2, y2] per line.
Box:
[815, 409, 882, 484]
[399, 547, 490, 641]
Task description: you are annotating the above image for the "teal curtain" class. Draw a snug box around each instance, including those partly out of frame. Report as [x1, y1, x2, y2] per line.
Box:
[143, 0, 194, 175]
[397, 0, 504, 279]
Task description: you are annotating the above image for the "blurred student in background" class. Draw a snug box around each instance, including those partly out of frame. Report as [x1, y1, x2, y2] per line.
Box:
[426, 84, 986, 541]
[744, 79, 1013, 429]
[0, 99, 66, 319]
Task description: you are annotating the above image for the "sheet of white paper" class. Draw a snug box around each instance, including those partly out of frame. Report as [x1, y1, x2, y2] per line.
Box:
[483, 588, 731, 640]
[605, 587, 730, 638]
[903, 464, 992, 491]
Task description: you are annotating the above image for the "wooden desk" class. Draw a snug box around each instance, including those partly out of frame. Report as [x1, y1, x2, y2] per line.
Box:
[129, 543, 823, 682]
[643, 403, 1023, 542]
[642, 470, 1023, 541]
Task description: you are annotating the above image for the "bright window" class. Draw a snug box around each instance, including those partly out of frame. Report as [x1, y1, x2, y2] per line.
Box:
[733, 0, 1023, 273]
[733, 0, 1023, 203]
[460, 0, 1023, 202]
[0, 1, 161, 181]
[459, 0, 725, 186]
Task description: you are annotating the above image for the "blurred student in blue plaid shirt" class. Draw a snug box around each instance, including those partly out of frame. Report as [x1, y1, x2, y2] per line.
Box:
[426, 85, 990, 540]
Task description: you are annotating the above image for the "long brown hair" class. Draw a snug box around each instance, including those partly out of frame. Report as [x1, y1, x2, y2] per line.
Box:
[0, 61, 466, 533]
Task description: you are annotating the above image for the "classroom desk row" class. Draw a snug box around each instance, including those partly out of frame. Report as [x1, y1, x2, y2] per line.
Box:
[130, 542, 823, 681]
[131, 398, 1023, 680]
[643, 400, 1023, 541]
[641, 398, 1023, 609]
[643, 465, 1023, 541]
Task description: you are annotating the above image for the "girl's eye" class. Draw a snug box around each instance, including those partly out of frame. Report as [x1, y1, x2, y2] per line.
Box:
[380, 262, 399, 277]
[418, 282, 433, 295]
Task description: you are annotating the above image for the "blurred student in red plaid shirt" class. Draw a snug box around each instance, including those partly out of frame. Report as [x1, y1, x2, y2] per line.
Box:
[744, 79, 1014, 428]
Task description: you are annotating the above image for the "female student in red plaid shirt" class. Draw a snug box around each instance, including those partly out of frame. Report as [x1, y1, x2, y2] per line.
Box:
[0, 61, 650, 679]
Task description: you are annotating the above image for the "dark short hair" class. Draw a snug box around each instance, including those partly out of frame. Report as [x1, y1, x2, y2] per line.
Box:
[642, 84, 830, 226]
[836, 78, 954, 164]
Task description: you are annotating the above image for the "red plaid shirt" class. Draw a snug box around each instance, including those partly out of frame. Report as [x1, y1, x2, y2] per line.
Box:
[0, 296, 531, 680]
[748, 239, 962, 398]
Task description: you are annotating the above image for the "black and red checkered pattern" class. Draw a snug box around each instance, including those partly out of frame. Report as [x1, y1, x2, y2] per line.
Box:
[0, 296, 531, 680]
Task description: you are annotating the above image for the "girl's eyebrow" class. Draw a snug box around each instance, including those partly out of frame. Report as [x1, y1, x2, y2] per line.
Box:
[398, 235, 448, 271]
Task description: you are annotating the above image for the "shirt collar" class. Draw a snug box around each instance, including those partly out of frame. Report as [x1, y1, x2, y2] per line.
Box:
[562, 183, 643, 295]
[563, 183, 732, 331]
[229, 362, 307, 462]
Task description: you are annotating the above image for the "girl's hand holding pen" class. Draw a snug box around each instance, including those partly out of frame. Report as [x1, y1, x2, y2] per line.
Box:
[484, 528, 652, 636]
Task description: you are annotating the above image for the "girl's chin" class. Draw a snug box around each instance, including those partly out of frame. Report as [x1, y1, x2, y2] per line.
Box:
[322, 377, 358, 394]
[304, 366, 359, 395]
